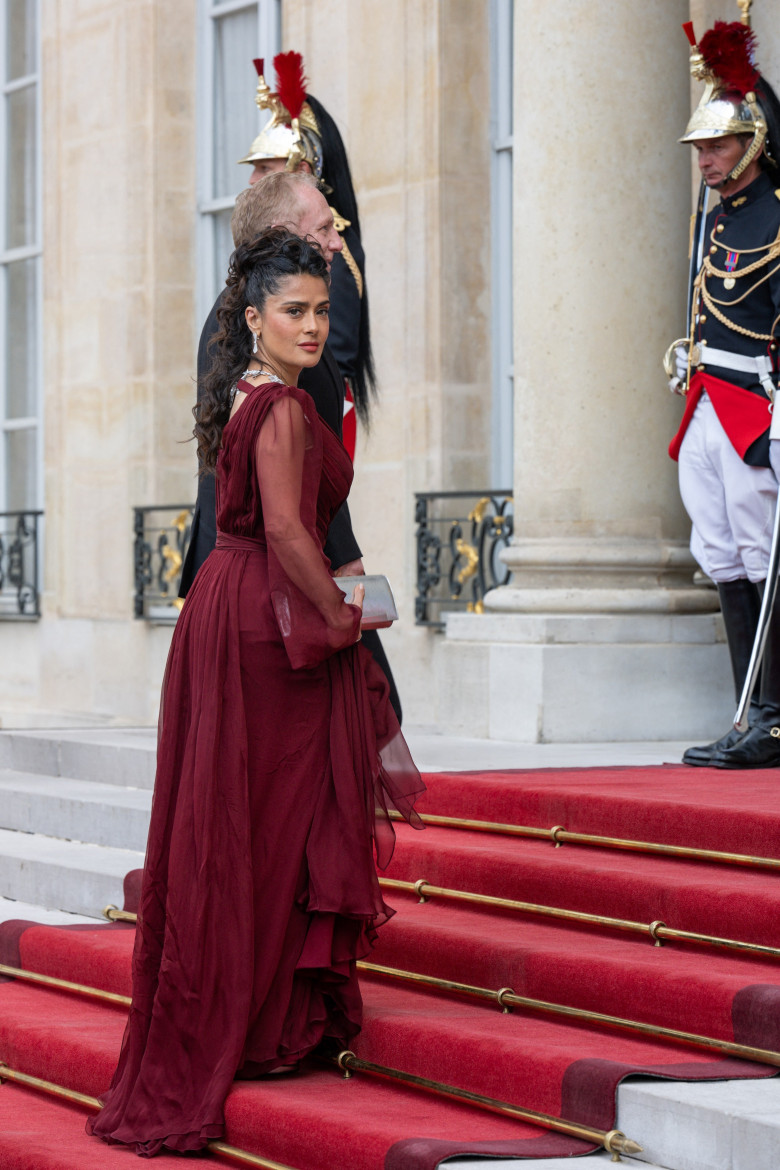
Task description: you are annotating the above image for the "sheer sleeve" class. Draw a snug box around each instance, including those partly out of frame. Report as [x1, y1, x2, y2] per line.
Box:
[257, 394, 361, 669]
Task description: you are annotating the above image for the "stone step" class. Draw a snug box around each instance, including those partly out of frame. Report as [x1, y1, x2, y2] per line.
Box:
[0, 729, 156, 788]
[0, 769, 151, 851]
[0, 895, 95, 927]
[0, 826, 143, 919]
[0, 728, 775, 1170]
[449, 1158, 656, 1169]
[617, 1076, 780, 1170]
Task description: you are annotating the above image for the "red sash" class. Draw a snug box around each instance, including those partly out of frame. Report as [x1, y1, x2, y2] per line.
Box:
[343, 382, 356, 462]
[669, 370, 773, 462]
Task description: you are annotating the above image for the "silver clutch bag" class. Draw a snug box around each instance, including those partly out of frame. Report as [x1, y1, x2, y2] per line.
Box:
[334, 574, 399, 629]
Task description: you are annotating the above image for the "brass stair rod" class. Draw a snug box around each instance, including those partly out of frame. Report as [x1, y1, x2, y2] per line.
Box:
[0, 1064, 301, 1170]
[104, 904, 136, 923]
[378, 879, 780, 959]
[359, 961, 780, 1068]
[0, 962, 131, 1007]
[107, 897, 651, 942]
[332, 1051, 642, 1161]
[106, 895, 780, 960]
[388, 809, 780, 872]
[6, 953, 776, 1071]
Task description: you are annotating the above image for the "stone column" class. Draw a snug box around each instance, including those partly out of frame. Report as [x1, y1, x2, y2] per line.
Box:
[441, 0, 734, 742]
[496, 0, 705, 614]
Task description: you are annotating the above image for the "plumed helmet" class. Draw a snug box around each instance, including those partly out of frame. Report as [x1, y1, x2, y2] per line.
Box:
[237, 53, 323, 179]
[679, 21, 768, 183]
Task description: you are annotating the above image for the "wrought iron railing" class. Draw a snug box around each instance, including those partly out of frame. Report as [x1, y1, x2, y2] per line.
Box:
[134, 505, 194, 621]
[415, 490, 513, 628]
[0, 510, 42, 620]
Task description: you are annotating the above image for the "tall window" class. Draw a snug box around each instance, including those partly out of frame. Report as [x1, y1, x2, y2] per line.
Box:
[0, 0, 40, 514]
[197, 0, 280, 325]
[490, 0, 513, 488]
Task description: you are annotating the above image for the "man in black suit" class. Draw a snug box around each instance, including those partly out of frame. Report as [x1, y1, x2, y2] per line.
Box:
[179, 172, 402, 721]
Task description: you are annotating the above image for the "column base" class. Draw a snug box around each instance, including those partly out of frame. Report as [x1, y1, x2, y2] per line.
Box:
[484, 586, 720, 615]
[432, 611, 733, 744]
[489, 538, 720, 615]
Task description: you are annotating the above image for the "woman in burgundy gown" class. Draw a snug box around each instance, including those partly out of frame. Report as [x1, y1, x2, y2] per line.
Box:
[88, 231, 423, 1156]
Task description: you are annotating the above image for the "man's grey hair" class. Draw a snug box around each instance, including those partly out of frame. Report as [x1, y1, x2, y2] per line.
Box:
[231, 171, 318, 248]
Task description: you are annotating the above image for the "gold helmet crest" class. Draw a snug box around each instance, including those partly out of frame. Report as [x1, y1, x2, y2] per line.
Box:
[679, 21, 767, 183]
[238, 53, 323, 178]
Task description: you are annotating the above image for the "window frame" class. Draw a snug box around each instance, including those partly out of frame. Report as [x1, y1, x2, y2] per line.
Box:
[0, 0, 43, 517]
[489, 0, 514, 488]
[196, 0, 280, 328]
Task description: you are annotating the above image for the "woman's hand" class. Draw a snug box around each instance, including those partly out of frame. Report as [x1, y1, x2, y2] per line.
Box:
[325, 583, 363, 646]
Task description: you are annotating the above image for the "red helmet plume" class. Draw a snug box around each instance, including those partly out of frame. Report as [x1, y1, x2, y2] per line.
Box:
[698, 21, 759, 98]
[274, 51, 308, 122]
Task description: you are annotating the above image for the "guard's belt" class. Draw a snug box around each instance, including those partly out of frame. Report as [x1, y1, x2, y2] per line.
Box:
[698, 345, 776, 401]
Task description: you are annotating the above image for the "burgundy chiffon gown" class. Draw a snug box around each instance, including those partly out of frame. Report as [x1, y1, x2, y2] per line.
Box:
[88, 381, 424, 1156]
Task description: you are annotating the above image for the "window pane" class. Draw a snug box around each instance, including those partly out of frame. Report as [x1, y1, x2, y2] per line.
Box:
[5, 425, 36, 511]
[6, 258, 37, 417]
[212, 208, 235, 301]
[6, 0, 35, 82]
[213, 8, 260, 199]
[6, 84, 37, 249]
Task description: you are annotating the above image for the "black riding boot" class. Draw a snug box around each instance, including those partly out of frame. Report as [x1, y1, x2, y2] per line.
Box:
[682, 579, 761, 766]
[710, 579, 780, 768]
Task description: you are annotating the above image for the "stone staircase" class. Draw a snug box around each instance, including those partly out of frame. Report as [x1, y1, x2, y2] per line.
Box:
[0, 727, 777, 1170]
[0, 729, 153, 919]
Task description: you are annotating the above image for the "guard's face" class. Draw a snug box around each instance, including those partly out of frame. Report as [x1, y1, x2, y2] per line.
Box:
[247, 157, 314, 187]
[693, 135, 750, 188]
[248, 157, 286, 186]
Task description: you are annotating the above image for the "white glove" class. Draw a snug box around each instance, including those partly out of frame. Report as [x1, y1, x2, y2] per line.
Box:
[674, 344, 688, 381]
[770, 438, 780, 482]
[668, 344, 688, 395]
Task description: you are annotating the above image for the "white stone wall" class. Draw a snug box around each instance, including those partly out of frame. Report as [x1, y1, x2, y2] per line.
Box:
[2, 0, 197, 726]
[2, 1, 776, 735]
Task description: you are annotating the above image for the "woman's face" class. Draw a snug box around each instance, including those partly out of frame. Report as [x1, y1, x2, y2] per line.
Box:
[245, 274, 330, 377]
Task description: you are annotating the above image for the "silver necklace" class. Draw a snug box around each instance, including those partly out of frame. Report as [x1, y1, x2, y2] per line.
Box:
[231, 368, 286, 406]
[238, 367, 285, 385]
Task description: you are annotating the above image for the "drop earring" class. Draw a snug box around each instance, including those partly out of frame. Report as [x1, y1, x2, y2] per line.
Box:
[252, 332, 258, 355]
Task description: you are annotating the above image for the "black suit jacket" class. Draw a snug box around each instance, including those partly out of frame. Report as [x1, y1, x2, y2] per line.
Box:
[179, 291, 362, 597]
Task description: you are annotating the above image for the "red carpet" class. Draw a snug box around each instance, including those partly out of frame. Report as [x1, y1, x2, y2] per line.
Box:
[0, 1083, 189, 1169]
[419, 764, 780, 857]
[1, 763, 779, 1167]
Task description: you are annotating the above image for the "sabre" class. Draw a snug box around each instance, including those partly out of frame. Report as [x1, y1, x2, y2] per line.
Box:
[734, 433, 780, 733]
[688, 179, 709, 330]
[663, 181, 710, 387]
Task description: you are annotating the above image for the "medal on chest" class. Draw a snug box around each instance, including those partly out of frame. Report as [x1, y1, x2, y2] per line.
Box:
[723, 251, 739, 290]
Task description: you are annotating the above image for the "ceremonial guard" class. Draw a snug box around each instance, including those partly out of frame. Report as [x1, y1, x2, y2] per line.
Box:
[666, 21, 780, 767]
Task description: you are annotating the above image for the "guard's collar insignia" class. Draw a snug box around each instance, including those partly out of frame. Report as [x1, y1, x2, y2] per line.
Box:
[721, 172, 773, 214]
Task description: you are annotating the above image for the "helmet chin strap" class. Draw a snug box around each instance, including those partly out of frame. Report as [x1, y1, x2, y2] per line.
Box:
[725, 92, 768, 183]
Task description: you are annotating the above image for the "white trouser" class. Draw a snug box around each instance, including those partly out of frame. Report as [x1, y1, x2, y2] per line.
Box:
[678, 394, 778, 583]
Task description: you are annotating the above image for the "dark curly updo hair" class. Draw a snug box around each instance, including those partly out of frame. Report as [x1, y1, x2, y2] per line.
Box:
[193, 229, 329, 471]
